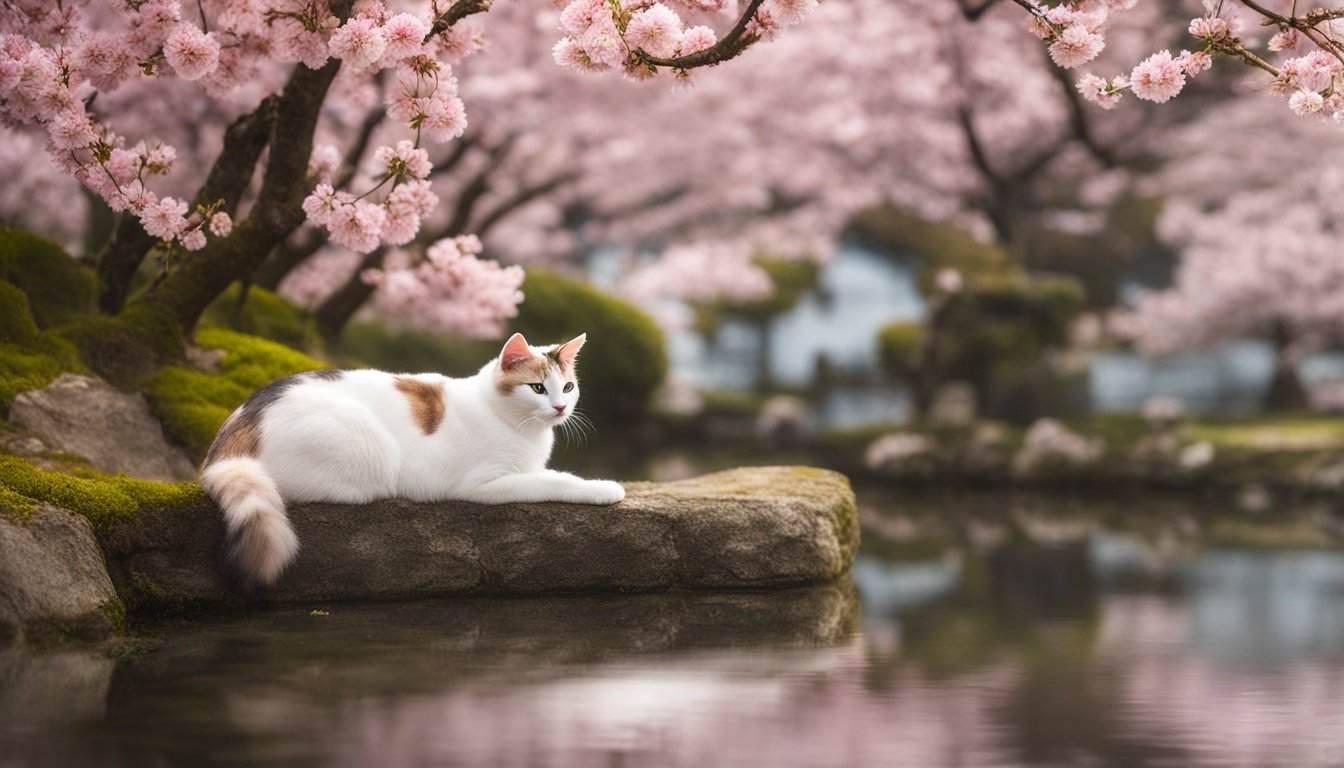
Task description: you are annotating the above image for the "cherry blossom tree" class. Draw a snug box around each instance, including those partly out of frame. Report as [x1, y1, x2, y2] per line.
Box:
[1109, 96, 1344, 410]
[1015, 0, 1344, 123]
[0, 0, 816, 371]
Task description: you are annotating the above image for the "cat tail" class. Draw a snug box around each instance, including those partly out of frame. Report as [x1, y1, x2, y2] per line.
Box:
[200, 457, 299, 590]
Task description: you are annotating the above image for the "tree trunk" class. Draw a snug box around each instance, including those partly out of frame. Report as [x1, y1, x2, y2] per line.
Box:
[1264, 319, 1308, 412]
[314, 248, 387, 342]
[135, 38, 348, 333]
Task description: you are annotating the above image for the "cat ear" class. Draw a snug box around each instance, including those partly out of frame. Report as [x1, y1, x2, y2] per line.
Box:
[499, 333, 533, 370]
[554, 333, 586, 368]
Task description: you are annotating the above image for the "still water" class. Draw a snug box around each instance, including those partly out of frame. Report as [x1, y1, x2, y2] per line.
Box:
[4, 489, 1344, 767]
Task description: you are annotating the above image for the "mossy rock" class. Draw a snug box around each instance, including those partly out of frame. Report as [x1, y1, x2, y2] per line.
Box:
[201, 284, 323, 354]
[0, 225, 97, 329]
[99, 466, 858, 611]
[56, 302, 184, 386]
[0, 455, 204, 533]
[145, 328, 330, 460]
[0, 281, 84, 414]
[510, 270, 667, 424]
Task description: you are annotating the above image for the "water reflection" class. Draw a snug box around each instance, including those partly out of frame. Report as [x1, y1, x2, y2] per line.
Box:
[4, 492, 1344, 767]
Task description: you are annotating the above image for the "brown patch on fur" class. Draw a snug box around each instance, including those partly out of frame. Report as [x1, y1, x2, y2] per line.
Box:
[395, 376, 446, 435]
[204, 411, 261, 467]
[496, 357, 556, 394]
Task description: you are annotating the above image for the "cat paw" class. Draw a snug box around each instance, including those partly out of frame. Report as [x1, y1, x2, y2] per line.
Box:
[582, 480, 625, 505]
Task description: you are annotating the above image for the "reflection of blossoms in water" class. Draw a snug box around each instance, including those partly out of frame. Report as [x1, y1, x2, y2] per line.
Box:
[1101, 595, 1344, 768]
[221, 639, 1024, 768]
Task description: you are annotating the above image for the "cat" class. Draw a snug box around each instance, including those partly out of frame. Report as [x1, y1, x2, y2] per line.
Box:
[199, 332, 625, 590]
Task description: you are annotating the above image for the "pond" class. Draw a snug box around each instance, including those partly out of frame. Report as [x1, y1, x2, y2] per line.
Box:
[4, 488, 1344, 767]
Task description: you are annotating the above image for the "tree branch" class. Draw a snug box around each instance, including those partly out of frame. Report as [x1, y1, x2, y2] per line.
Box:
[136, 1, 354, 332]
[473, 171, 581, 239]
[94, 95, 279, 314]
[426, 0, 492, 38]
[636, 0, 767, 69]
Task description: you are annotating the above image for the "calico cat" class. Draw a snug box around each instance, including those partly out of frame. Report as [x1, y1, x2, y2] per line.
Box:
[199, 332, 625, 589]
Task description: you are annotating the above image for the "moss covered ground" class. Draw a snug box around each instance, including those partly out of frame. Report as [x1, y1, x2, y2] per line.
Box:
[0, 454, 204, 531]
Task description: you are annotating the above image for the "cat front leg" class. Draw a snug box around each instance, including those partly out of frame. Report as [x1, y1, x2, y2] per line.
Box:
[460, 470, 625, 505]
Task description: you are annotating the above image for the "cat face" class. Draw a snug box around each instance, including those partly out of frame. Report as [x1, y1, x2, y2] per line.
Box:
[495, 332, 585, 426]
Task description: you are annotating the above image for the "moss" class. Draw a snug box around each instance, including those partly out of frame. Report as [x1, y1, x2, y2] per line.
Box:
[512, 270, 666, 423]
[99, 598, 127, 631]
[57, 302, 185, 386]
[876, 321, 924, 379]
[0, 225, 97, 328]
[0, 454, 202, 532]
[0, 483, 39, 523]
[201, 283, 323, 353]
[145, 327, 329, 458]
[1185, 418, 1344, 451]
[0, 281, 85, 413]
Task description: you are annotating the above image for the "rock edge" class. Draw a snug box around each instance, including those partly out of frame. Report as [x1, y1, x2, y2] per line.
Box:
[100, 466, 859, 610]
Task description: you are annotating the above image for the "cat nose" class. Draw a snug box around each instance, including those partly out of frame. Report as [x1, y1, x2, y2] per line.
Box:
[552, 404, 566, 414]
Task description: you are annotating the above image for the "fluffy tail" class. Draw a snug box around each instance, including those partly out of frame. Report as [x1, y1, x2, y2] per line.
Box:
[200, 457, 299, 590]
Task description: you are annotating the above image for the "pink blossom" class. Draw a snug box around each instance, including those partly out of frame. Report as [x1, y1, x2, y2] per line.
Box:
[327, 200, 387, 252]
[209, 211, 233, 237]
[1289, 89, 1325, 115]
[1077, 73, 1124, 109]
[553, 37, 604, 72]
[1130, 50, 1185, 103]
[1268, 29, 1301, 52]
[302, 183, 340, 227]
[1048, 25, 1105, 69]
[560, 0, 608, 35]
[765, 0, 819, 26]
[1175, 50, 1211, 76]
[679, 26, 718, 56]
[140, 196, 188, 239]
[164, 24, 220, 81]
[375, 140, 431, 179]
[309, 144, 342, 184]
[578, 15, 626, 68]
[625, 3, 685, 59]
[420, 93, 468, 142]
[382, 13, 430, 61]
[935, 268, 963, 294]
[47, 109, 96, 150]
[1188, 16, 1229, 40]
[328, 17, 387, 70]
[180, 228, 207, 250]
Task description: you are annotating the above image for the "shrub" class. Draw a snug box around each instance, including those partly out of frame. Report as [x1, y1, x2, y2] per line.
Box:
[0, 281, 84, 413]
[201, 284, 323, 353]
[0, 225, 96, 329]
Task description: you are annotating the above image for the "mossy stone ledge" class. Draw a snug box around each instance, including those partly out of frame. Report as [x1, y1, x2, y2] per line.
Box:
[100, 466, 859, 611]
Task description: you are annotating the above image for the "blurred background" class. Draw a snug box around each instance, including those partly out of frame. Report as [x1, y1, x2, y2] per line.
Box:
[4, 0, 1344, 765]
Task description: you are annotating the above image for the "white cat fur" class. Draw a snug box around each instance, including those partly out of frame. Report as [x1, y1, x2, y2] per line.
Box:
[199, 332, 624, 589]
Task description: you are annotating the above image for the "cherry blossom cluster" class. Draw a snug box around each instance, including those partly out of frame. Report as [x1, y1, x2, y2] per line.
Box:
[302, 139, 440, 252]
[552, 0, 816, 80]
[360, 235, 526, 337]
[299, 3, 474, 254]
[1021, 0, 1344, 122]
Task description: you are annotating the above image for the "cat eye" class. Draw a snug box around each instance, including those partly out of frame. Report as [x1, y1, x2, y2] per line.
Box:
[563, 382, 574, 393]
[529, 383, 546, 394]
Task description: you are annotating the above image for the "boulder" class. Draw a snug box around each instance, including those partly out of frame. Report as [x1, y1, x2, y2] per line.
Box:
[99, 466, 859, 610]
[9, 373, 196, 482]
[0, 505, 123, 645]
